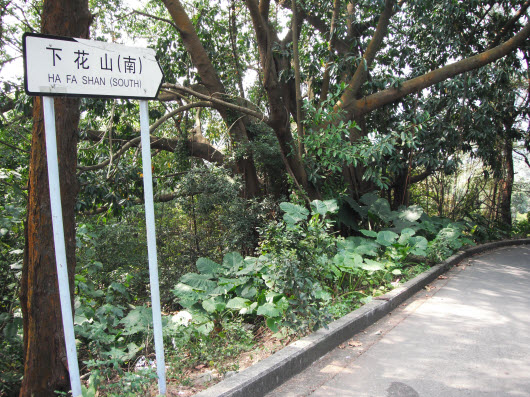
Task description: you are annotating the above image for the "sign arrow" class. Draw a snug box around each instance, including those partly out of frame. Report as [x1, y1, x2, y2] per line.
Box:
[23, 33, 164, 100]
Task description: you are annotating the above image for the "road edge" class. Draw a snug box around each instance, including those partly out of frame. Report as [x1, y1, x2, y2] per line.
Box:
[194, 238, 530, 397]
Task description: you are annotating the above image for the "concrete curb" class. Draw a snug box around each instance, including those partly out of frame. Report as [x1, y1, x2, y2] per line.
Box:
[195, 238, 530, 397]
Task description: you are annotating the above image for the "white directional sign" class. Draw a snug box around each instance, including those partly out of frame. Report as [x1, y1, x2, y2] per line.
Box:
[23, 33, 164, 99]
[25, 33, 168, 396]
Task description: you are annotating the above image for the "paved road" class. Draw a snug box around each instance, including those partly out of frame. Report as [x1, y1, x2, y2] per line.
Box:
[267, 245, 530, 397]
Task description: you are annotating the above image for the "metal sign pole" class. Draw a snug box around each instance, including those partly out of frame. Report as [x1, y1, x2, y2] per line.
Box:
[139, 99, 166, 395]
[42, 96, 82, 397]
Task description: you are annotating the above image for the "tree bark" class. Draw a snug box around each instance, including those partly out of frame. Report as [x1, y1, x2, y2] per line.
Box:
[499, 129, 514, 228]
[245, 0, 319, 198]
[19, 1, 91, 396]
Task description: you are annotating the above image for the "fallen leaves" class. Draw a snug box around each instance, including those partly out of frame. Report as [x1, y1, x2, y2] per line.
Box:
[339, 340, 363, 349]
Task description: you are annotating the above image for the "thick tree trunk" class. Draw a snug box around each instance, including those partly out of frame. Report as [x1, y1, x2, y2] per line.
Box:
[19, 1, 91, 396]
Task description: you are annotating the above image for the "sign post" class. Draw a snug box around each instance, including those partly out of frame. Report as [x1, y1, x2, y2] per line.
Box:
[42, 95, 83, 397]
[23, 33, 165, 396]
[139, 100, 166, 394]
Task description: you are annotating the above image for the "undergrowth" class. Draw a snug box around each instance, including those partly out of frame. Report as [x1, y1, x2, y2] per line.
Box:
[2, 194, 491, 396]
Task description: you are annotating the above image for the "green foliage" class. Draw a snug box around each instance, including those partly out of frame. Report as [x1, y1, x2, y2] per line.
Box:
[0, 173, 25, 396]
[79, 368, 158, 397]
[0, 321, 23, 396]
[165, 317, 255, 378]
[172, 252, 276, 333]
[74, 229, 157, 388]
[512, 213, 530, 237]
[172, 200, 340, 334]
[426, 223, 476, 262]
[303, 89, 359, 177]
[172, 196, 483, 339]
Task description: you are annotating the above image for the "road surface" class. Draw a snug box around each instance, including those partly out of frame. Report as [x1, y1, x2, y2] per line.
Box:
[267, 245, 530, 397]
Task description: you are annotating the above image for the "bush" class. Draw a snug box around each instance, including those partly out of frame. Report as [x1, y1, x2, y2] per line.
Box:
[512, 213, 530, 237]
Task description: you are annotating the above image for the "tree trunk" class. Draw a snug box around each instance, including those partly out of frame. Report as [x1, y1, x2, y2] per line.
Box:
[392, 171, 408, 210]
[499, 131, 514, 228]
[161, 0, 261, 197]
[19, 1, 91, 396]
[489, 180, 498, 226]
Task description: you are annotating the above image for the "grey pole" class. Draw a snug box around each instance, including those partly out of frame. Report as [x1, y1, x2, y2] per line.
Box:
[42, 96, 82, 397]
[139, 99, 166, 395]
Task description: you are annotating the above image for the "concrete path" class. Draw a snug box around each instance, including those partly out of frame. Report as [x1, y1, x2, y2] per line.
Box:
[267, 245, 530, 397]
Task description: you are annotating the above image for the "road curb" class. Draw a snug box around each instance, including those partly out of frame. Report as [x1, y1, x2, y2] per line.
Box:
[195, 238, 530, 397]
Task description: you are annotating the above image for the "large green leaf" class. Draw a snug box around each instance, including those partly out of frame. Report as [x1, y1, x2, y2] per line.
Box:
[360, 192, 379, 206]
[265, 291, 284, 303]
[119, 305, 152, 335]
[392, 218, 418, 233]
[354, 243, 379, 257]
[196, 257, 222, 275]
[236, 257, 265, 275]
[223, 252, 244, 270]
[266, 317, 280, 332]
[376, 230, 399, 246]
[371, 198, 393, 221]
[335, 252, 363, 271]
[172, 282, 195, 296]
[310, 199, 339, 216]
[210, 277, 245, 295]
[361, 259, 385, 272]
[360, 229, 377, 238]
[398, 228, 416, 244]
[226, 297, 251, 309]
[410, 236, 428, 256]
[280, 202, 309, 224]
[257, 302, 281, 318]
[197, 321, 214, 335]
[202, 297, 226, 313]
[344, 196, 368, 218]
[180, 273, 216, 293]
[237, 282, 258, 299]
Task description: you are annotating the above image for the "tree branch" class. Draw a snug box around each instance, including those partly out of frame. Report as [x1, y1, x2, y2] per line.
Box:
[489, 0, 530, 49]
[78, 136, 141, 172]
[161, 84, 269, 123]
[514, 149, 530, 168]
[259, 0, 270, 20]
[352, 21, 530, 118]
[277, 0, 352, 54]
[150, 101, 212, 133]
[133, 10, 178, 30]
[291, 0, 304, 157]
[0, 138, 29, 153]
[161, 0, 226, 95]
[80, 129, 225, 172]
[320, 0, 341, 103]
[336, 0, 394, 110]
[409, 167, 434, 185]
[0, 97, 15, 114]
[229, 0, 246, 98]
